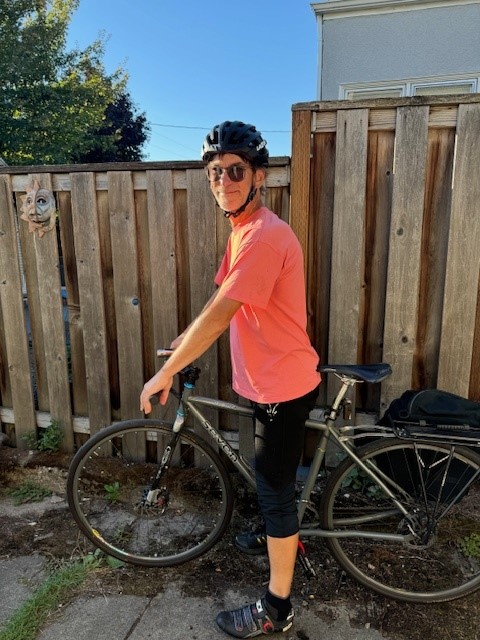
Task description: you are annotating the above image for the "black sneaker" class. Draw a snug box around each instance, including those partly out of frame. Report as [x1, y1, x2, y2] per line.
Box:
[234, 530, 267, 555]
[216, 597, 294, 638]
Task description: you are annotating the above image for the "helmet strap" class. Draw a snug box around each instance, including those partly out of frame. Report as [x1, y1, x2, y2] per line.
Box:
[223, 186, 257, 219]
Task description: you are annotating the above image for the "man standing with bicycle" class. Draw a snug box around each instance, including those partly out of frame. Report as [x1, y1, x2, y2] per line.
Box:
[140, 120, 320, 638]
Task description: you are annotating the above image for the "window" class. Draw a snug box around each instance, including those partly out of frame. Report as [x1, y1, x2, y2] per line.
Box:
[340, 75, 479, 100]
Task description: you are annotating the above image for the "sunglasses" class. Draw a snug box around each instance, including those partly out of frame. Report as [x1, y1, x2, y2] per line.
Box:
[205, 164, 250, 183]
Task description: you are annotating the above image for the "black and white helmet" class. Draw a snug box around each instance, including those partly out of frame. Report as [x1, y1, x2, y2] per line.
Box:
[202, 121, 269, 167]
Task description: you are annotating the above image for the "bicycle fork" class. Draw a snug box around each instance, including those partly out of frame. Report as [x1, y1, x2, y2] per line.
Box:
[143, 400, 188, 507]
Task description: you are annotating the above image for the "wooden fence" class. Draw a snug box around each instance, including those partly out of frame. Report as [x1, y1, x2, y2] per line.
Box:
[0, 160, 289, 451]
[290, 93, 480, 413]
[1, 94, 480, 453]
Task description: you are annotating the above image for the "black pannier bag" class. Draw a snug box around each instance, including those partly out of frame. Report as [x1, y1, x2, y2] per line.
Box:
[378, 388, 480, 431]
[375, 389, 480, 502]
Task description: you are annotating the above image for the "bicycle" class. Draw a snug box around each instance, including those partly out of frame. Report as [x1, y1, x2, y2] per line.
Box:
[67, 359, 480, 603]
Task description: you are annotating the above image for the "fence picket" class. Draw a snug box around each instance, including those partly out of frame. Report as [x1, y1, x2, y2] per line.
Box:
[381, 107, 429, 410]
[438, 103, 480, 396]
[29, 173, 73, 451]
[108, 171, 144, 422]
[0, 175, 36, 445]
[71, 173, 111, 435]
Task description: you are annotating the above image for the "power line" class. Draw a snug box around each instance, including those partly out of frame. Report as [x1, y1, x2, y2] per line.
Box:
[150, 122, 290, 133]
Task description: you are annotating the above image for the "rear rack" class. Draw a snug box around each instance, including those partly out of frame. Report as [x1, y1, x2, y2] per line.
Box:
[393, 421, 480, 447]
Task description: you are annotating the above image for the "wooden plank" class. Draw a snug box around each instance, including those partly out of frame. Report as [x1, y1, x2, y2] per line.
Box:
[437, 103, 480, 397]
[381, 106, 429, 411]
[0, 302, 11, 416]
[9, 163, 290, 194]
[328, 109, 369, 369]
[95, 190, 120, 418]
[290, 110, 312, 276]
[16, 193, 49, 412]
[358, 130, 395, 412]
[70, 173, 111, 433]
[412, 128, 455, 390]
[471, 279, 480, 401]
[308, 132, 336, 407]
[146, 171, 178, 352]
[146, 170, 179, 421]
[108, 172, 144, 422]
[0, 175, 37, 446]
[186, 170, 218, 403]
[57, 190, 88, 417]
[293, 92, 480, 114]
[314, 106, 458, 134]
[28, 173, 73, 451]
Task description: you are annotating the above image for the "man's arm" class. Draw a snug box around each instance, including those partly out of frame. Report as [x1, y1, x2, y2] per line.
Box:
[140, 289, 242, 412]
[169, 288, 221, 349]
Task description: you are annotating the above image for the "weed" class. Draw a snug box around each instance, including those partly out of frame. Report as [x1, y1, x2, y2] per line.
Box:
[37, 421, 63, 452]
[21, 421, 63, 453]
[104, 481, 121, 502]
[8, 481, 52, 505]
[341, 467, 383, 498]
[459, 533, 480, 559]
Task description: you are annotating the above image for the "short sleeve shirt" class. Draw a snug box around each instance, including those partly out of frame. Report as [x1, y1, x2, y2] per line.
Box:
[215, 206, 320, 403]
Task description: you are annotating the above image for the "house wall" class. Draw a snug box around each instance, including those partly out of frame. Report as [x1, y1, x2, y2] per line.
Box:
[313, 1, 480, 99]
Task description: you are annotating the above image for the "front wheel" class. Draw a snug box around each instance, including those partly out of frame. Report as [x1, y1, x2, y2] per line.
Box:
[320, 438, 480, 602]
[67, 420, 234, 567]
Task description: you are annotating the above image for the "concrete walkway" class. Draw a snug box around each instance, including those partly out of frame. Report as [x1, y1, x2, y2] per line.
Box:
[0, 554, 386, 640]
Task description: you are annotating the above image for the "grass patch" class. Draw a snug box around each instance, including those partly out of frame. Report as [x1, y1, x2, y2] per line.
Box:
[0, 561, 88, 640]
[0, 552, 123, 640]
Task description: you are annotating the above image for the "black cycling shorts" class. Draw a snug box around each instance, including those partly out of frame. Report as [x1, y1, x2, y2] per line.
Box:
[253, 385, 319, 538]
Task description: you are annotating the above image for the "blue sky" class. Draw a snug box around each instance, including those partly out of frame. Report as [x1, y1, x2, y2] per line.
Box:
[66, 1, 319, 161]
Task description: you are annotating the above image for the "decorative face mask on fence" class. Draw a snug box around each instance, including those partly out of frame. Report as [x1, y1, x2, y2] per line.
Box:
[20, 180, 57, 237]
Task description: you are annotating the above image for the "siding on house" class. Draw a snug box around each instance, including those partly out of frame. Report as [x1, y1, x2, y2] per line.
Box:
[312, 0, 480, 99]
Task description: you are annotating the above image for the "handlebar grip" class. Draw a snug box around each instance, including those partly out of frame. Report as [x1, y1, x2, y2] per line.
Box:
[149, 394, 160, 406]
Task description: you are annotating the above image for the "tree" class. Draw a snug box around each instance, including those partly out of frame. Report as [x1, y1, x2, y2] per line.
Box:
[0, 0, 138, 165]
[74, 92, 150, 163]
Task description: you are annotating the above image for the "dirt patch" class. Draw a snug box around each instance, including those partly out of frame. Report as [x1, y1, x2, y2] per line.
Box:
[0, 445, 479, 639]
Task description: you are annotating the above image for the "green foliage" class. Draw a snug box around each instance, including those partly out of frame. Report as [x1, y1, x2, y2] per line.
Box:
[341, 466, 383, 498]
[8, 480, 52, 505]
[84, 548, 125, 569]
[22, 420, 63, 452]
[74, 92, 150, 162]
[37, 420, 63, 451]
[104, 481, 121, 503]
[0, 0, 137, 165]
[0, 560, 88, 640]
[458, 533, 480, 559]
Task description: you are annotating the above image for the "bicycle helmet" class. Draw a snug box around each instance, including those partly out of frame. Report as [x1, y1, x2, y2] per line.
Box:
[202, 121, 269, 167]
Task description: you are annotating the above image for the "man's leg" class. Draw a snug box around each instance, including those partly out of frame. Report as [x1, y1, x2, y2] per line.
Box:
[267, 533, 298, 598]
[216, 387, 318, 638]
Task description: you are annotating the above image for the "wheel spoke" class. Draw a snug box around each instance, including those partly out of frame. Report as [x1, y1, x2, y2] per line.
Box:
[67, 421, 233, 567]
[321, 439, 480, 602]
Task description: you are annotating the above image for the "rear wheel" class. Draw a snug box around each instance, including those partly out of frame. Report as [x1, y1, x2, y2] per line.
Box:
[67, 420, 234, 567]
[321, 438, 480, 602]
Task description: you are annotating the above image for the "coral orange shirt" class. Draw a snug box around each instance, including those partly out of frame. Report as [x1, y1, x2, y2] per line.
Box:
[215, 206, 320, 403]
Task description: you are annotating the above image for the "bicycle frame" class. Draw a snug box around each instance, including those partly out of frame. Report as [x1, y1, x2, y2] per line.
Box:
[166, 373, 413, 544]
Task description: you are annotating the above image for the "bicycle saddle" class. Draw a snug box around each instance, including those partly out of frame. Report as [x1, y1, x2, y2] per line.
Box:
[317, 363, 392, 384]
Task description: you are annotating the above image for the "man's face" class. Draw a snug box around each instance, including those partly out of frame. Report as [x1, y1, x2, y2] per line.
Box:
[206, 153, 264, 212]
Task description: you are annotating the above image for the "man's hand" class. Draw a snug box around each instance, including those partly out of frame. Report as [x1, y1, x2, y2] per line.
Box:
[140, 369, 174, 414]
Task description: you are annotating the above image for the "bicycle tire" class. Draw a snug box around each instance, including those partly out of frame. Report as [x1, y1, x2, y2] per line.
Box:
[67, 419, 234, 567]
[320, 438, 480, 602]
